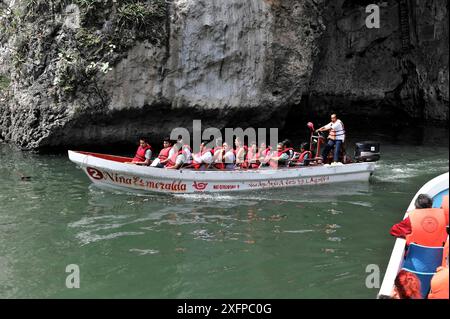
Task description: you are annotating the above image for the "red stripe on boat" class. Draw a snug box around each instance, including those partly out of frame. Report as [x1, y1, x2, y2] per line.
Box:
[77, 151, 133, 163]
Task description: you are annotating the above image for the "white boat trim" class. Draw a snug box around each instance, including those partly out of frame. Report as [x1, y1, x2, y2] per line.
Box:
[377, 172, 449, 298]
[68, 150, 376, 194]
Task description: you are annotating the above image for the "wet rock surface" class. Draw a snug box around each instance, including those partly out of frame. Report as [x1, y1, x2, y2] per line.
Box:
[0, 0, 447, 151]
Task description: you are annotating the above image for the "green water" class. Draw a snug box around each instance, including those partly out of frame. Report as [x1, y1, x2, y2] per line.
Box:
[0, 131, 448, 298]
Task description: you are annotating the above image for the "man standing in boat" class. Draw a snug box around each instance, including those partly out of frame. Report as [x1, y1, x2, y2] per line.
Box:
[316, 113, 345, 165]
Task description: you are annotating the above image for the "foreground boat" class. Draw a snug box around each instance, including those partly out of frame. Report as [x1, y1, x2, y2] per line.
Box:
[68, 150, 377, 194]
[378, 172, 449, 298]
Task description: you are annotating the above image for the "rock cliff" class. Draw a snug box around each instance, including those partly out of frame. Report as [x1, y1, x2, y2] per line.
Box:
[0, 0, 447, 150]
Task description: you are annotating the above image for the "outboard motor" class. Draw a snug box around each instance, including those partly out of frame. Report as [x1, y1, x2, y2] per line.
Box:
[354, 141, 380, 162]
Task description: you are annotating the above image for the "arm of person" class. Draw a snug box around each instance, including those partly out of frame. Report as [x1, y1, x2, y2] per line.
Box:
[390, 217, 412, 238]
[135, 150, 152, 166]
[317, 123, 332, 132]
[166, 155, 185, 170]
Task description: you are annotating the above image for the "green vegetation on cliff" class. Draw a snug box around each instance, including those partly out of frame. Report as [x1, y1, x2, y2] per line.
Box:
[0, 0, 166, 98]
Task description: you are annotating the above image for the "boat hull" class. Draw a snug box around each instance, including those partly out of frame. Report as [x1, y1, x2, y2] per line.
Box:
[68, 150, 376, 194]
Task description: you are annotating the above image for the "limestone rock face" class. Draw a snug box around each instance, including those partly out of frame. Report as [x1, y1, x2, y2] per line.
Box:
[303, 0, 449, 123]
[0, 0, 447, 151]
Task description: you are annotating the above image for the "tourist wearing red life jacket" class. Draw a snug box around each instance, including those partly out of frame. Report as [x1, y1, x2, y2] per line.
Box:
[130, 137, 153, 166]
[212, 143, 225, 169]
[151, 138, 173, 168]
[316, 113, 345, 165]
[258, 142, 272, 167]
[223, 143, 236, 170]
[166, 143, 187, 169]
[291, 142, 312, 166]
[235, 137, 247, 168]
[390, 194, 448, 247]
[269, 143, 291, 168]
[245, 142, 259, 169]
[192, 142, 213, 169]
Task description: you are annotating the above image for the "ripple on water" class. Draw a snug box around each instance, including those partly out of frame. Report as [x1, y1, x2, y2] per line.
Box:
[129, 249, 160, 256]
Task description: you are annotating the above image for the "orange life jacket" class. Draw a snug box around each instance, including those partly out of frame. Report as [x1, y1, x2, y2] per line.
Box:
[133, 145, 152, 162]
[158, 147, 172, 161]
[442, 195, 449, 226]
[406, 208, 447, 247]
[329, 120, 345, 140]
[428, 267, 449, 299]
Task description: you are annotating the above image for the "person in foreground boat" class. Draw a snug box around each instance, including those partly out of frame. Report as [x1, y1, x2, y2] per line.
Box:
[392, 270, 422, 299]
[129, 137, 152, 166]
[390, 194, 448, 247]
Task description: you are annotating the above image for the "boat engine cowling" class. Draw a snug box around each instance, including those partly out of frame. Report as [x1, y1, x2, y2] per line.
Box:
[354, 141, 380, 162]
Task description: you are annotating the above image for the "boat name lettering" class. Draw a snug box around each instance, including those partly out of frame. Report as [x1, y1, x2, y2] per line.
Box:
[213, 184, 240, 190]
[247, 176, 330, 188]
[103, 171, 186, 192]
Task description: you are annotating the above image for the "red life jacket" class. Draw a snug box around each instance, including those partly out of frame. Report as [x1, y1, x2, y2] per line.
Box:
[213, 148, 226, 169]
[406, 208, 447, 247]
[167, 149, 183, 167]
[299, 150, 312, 162]
[245, 148, 259, 169]
[277, 148, 293, 157]
[158, 147, 172, 161]
[133, 145, 152, 162]
[191, 148, 212, 169]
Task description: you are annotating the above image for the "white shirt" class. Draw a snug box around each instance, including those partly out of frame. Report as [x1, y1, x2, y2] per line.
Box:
[201, 152, 213, 164]
[324, 120, 345, 141]
[224, 150, 235, 164]
[145, 149, 152, 160]
[175, 154, 186, 166]
[183, 147, 192, 164]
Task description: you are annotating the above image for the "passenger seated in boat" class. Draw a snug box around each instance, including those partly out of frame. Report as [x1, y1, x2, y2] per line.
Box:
[223, 143, 236, 170]
[151, 138, 173, 168]
[165, 143, 187, 170]
[235, 137, 247, 167]
[182, 144, 192, 165]
[191, 142, 213, 169]
[282, 139, 295, 160]
[258, 142, 272, 167]
[291, 143, 312, 166]
[213, 138, 223, 155]
[212, 143, 225, 169]
[268, 143, 291, 168]
[393, 270, 422, 299]
[129, 137, 153, 166]
[244, 142, 259, 169]
[390, 194, 448, 247]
